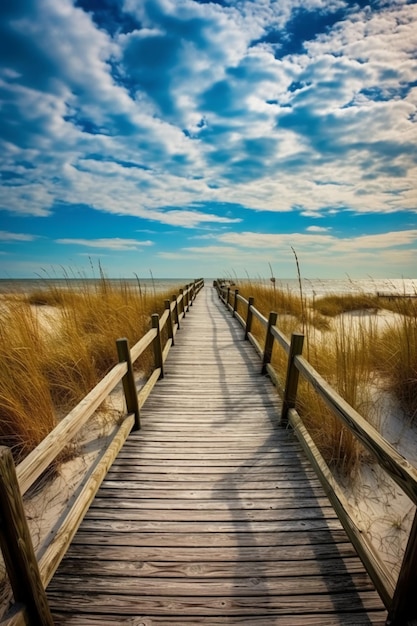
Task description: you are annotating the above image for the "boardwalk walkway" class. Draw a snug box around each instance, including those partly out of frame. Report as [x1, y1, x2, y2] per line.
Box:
[47, 286, 387, 625]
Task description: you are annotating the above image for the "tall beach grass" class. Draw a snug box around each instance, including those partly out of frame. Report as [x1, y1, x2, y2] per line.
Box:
[0, 275, 180, 463]
[236, 279, 417, 474]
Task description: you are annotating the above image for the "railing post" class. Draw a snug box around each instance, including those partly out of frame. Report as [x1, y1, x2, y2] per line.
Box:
[0, 446, 54, 625]
[245, 296, 254, 340]
[172, 294, 180, 330]
[179, 288, 185, 317]
[165, 299, 174, 346]
[387, 508, 417, 625]
[281, 332, 304, 426]
[152, 313, 164, 379]
[226, 287, 230, 308]
[116, 337, 141, 430]
[233, 289, 239, 317]
[261, 311, 278, 374]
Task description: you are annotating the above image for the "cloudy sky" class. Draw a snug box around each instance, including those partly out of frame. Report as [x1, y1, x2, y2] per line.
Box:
[1, 0, 416, 280]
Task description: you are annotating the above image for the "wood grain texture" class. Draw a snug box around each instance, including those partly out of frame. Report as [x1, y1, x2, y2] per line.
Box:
[0, 447, 54, 625]
[48, 286, 387, 625]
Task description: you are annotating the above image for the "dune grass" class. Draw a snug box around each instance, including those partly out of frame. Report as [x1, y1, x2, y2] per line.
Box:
[236, 280, 415, 474]
[0, 302, 57, 461]
[313, 293, 380, 316]
[373, 300, 417, 423]
[0, 276, 180, 463]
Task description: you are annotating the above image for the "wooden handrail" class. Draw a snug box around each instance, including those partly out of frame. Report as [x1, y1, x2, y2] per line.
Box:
[214, 279, 417, 625]
[16, 362, 128, 496]
[0, 278, 204, 624]
[294, 354, 417, 504]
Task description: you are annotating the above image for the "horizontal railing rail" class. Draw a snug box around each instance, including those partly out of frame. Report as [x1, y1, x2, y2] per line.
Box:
[0, 278, 204, 626]
[214, 279, 417, 626]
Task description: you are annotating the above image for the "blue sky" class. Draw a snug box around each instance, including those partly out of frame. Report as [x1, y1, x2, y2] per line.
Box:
[1, 0, 416, 279]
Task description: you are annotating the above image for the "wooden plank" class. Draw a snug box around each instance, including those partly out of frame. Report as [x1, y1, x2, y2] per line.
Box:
[91, 487, 327, 500]
[48, 572, 378, 596]
[109, 454, 310, 465]
[88, 496, 332, 510]
[83, 506, 336, 522]
[47, 591, 385, 616]
[76, 515, 342, 533]
[51, 613, 387, 626]
[60, 540, 360, 562]
[50, 556, 374, 580]
[99, 474, 321, 487]
[68, 528, 349, 548]
[130, 327, 157, 362]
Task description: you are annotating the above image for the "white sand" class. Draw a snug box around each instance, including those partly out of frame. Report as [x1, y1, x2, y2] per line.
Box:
[327, 309, 417, 582]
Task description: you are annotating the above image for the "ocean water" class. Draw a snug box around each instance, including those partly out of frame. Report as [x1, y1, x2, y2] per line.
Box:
[248, 277, 417, 298]
[0, 278, 194, 295]
[0, 277, 416, 298]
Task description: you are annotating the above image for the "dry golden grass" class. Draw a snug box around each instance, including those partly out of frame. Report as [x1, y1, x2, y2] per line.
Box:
[235, 280, 414, 475]
[313, 293, 380, 316]
[373, 302, 417, 422]
[0, 276, 181, 462]
[0, 302, 57, 462]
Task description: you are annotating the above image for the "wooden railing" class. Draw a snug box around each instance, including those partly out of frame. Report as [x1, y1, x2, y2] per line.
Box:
[214, 280, 417, 626]
[0, 279, 204, 626]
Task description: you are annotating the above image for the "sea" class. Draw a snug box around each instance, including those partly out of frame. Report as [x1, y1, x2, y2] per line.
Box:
[0, 277, 416, 298]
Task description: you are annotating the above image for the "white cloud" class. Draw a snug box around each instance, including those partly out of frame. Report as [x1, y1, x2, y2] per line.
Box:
[306, 225, 331, 232]
[0, 231, 37, 242]
[56, 238, 154, 250]
[218, 228, 417, 253]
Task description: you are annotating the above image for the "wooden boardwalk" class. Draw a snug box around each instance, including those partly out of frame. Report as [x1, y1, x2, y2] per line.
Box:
[47, 286, 387, 625]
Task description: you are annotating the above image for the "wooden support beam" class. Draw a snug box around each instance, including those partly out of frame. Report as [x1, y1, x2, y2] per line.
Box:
[244, 296, 254, 340]
[281, 332, 304, 426]
[0, 446, 54, 625]
[152, 314, 164, 379]
[165, 299, 175, 346]
[261, 311, 278, 374]
[179, 289, 185, 317]
[116, 338, 141, 431]
[388, 508, 417, 625]
[233, 289, 239, 317]
[172, 294, 180, 330]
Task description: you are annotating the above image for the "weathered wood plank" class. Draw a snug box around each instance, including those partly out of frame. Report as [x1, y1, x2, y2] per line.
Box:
[49, 572, 378, 595]
[90, 487, 327, 500]
[47, 555, 369, 577]
[51, 613, 387, 626]
[60, 540, 360, 562]
[48, 590, 385, 616]
[83, 506, 336, 522]
[68, 527, 350, 548]
[88, 496, 332, 510]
